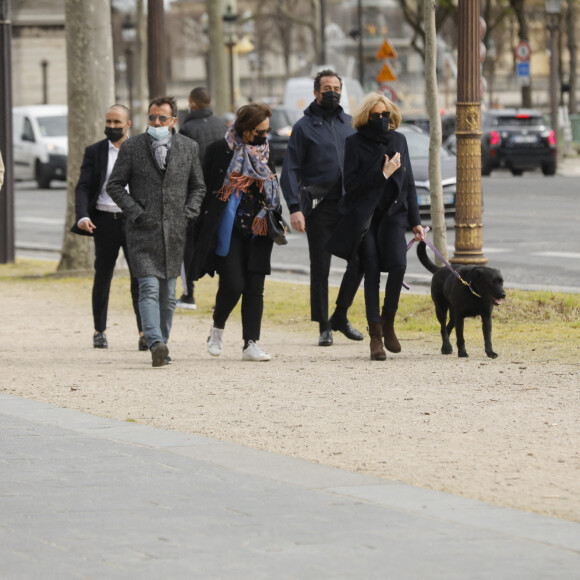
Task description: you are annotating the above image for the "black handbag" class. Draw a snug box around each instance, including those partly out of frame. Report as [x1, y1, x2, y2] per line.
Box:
[266, 207, 290, 245]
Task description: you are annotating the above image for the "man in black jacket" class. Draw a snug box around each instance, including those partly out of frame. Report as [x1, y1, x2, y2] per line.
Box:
[281, 70, 363, 347]
[177, 87, 228, 310]
[73, 104, 144, 350]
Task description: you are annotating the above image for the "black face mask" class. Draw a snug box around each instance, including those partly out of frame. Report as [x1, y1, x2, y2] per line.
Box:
[319, 90, 341, 112]
[251, 136, 267, 146]
[104, 127, 125, 142]
[368, 115, 391, 134]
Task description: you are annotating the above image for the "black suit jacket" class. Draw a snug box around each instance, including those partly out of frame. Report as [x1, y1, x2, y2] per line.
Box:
[71, 139, 110, 236]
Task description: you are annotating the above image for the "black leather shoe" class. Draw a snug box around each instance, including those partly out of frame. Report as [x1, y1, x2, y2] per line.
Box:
[138, 335, 148, 351]
[330, 316, 364, 341]
[151, 342, 169, 367]
[318, 329, 333, 346]
[93, 332, 108, 349]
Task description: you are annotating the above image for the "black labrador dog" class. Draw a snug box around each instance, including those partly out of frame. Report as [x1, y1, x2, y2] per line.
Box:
[417, 241, 506, 359]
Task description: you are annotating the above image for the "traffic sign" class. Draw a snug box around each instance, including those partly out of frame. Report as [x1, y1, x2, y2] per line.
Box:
[376, 39, 397, 60]
[515, 40, 531, 62]
[516, 61, 530, 86]
[378, 84, 397, 103]
[516, 61, 530, 77]
[376, 62, 397, 83]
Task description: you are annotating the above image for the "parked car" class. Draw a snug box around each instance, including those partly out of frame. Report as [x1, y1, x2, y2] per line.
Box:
[480, 108, 557, 176]
[268, 106, 300, 166]
[398, 124, 456, 219]
[403, 113, 456, 143]
[13, 105, 68, 188]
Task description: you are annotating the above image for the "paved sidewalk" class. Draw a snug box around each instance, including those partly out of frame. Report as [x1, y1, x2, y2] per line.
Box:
[1, 394, 579, 579]
[558, 154, 580, 177]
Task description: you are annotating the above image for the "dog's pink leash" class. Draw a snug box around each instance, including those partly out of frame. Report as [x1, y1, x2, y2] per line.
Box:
[406, 227, 481, 298]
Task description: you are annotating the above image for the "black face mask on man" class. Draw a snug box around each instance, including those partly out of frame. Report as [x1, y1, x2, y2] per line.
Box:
[319, 90, 341, 112]
[104, 127, 125, 142]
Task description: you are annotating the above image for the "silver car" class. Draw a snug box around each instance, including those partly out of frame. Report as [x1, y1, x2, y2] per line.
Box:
[398, 124, 456, 218]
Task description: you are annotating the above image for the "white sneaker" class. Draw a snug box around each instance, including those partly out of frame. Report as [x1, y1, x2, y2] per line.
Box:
[242, 340, 271, 361]
[176, 295, 197, 310]
[207, 326, 223, 356]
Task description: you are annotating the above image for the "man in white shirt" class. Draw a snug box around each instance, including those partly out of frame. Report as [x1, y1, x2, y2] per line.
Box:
[73, 104, 145, 350]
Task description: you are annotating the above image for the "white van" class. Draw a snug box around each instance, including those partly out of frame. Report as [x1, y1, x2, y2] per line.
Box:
[283, 76, 365, 118]
[13, 105, 68, 188]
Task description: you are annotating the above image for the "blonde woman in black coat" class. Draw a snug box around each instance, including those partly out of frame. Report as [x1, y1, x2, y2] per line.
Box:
[328, 93, 424, 360]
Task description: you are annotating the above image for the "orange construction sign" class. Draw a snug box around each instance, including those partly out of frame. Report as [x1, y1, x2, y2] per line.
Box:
[376, 39, 397, 60]
[376, 62, 398, 83]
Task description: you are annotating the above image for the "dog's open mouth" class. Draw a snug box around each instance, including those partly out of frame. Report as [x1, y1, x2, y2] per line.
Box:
[493, 298, 505, 306]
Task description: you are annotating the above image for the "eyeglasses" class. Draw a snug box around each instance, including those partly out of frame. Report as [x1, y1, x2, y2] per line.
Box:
[253, 128, 269, 137]
[148, 114, 174, 123]
[369, 111, 390, 121]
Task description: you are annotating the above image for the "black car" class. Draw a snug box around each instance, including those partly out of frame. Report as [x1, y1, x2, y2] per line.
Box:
[268, 106, 300, 165]
[398, 124, 456, 219]
[480, 108, 557, 176]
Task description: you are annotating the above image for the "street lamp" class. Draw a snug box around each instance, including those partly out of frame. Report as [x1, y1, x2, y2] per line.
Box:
[452, 0, 487, 266]
[0, 0, 15, 263]
[545, 0, 561, 141]
[41, 59, 49, 104]
[222, 0, 238, 112]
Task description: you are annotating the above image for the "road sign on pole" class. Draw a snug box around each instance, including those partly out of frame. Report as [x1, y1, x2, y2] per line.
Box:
[378, 84, 397, 102]
[376, 39, 397, 60]
[515, 40, 531, 62]
[376, 62, 397, 83]
[516, 61, 530, 86]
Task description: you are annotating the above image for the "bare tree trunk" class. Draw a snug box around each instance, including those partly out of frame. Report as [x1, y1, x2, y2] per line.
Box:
[132, 0, 148, 133]
[148, 0, 165, 98]
[309, 0, 321, 65]
[423, 0, 447, 260]
[207, 0, 229, 116]
[59, 0, 115, 271]
[567, 0, 577, 113]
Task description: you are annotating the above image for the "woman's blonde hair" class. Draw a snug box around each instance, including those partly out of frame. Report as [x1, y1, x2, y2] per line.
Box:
[352, 92, 402, 130]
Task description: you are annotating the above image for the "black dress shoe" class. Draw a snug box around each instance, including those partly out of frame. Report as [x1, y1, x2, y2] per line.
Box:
[138, 335, 148, 351]
[93, 332, 108, 349]
[330, 316, 364, 341]
[318, 329, 333, 346]
[151, 342, 169, 367]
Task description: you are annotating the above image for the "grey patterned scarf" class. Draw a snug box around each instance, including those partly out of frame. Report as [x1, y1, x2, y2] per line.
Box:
[150, 133, 173, 170]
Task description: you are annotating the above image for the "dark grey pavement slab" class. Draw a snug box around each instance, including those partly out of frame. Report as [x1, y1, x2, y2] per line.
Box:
[1, 393, 579, 579]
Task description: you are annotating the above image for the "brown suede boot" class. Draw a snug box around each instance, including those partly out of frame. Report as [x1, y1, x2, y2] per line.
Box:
[381, 310, 401, 353]
[369, 322, 387, 361]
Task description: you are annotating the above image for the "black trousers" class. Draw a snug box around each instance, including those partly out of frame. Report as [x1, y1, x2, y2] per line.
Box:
[305, 199, 363, 324]
[361, 225, 405, 323]
[213, 228, 266, 342]
[92, 210, 142, 333]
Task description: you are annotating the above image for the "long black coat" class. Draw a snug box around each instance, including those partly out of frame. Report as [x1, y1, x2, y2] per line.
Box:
[191, 139, 276, 280]
[107, 132, 206, 279]
[327, 129, 421, 270]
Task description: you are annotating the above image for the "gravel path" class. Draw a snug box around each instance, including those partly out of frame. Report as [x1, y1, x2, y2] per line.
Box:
[2, 277, 578, 522]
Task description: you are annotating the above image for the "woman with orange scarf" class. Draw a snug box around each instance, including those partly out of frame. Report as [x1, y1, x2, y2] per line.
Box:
[192, 103, 283, 361]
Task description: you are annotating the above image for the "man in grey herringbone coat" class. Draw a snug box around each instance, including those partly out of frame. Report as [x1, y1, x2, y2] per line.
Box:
[107, 96, 206, 367]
